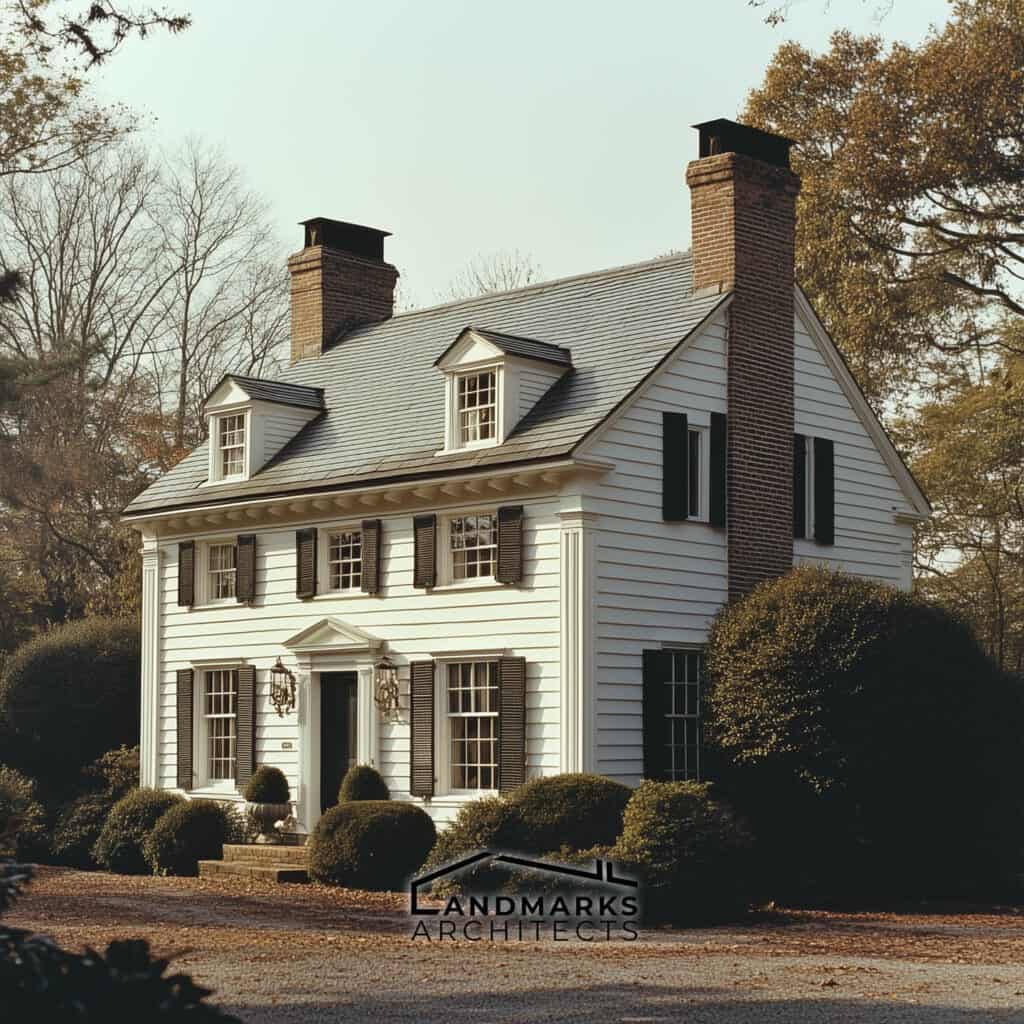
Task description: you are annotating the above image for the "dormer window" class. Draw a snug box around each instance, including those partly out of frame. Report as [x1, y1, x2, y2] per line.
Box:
[218, 414, 247, 479]
[458, 371, 497, 445]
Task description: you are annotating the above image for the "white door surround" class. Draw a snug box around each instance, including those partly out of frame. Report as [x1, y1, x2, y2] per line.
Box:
[283, 618, 382, 833]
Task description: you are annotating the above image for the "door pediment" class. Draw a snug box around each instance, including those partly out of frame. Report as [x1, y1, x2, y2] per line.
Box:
[283, 617, 382, 656]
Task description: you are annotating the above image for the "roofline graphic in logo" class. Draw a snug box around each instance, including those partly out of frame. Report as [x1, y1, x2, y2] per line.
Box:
[409, 853, 637, 916]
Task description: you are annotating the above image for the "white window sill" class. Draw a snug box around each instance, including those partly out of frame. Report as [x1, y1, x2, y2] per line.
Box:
[200, 476, 249, 488]
[429, 578, 508, 594]
[190, 599, 241, 611]
[421, 792, 499, 808]
[313, 589, 369, 601]
[189, 785, 243, 802]
[434, 441, 501, 457]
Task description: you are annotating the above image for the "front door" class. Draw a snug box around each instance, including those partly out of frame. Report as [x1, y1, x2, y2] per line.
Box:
[320, 672, 358, 812]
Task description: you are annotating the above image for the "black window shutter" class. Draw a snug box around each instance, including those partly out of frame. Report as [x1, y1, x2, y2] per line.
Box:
[495, 506, 524, 585]
[813, 437, 835, 546]
[176, 668, 194, 790]
[793, 434, 807, 539]
[236, 534, 256, 603]
[236, 665, 256, 792]
[295, 528, 317, 598]
[498, 656, 527, 792]
[361, 519, 382, 594]
[641, 649, 674, 781]
[409, 661, 435, 797]
[662, 411, 688, 521]
[177, 541, 195, 607]
[413, 514, 437, 589]
[709, 412, 727, 528]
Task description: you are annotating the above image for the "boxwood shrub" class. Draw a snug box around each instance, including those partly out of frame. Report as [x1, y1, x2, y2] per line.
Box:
[243, 766, 290, 805]
[0, 766, 47, 860]
[308, 801, 435, 890]
[51, 792, 116, 868]
[338, 764, 390, 803]
[613, 780, 756, 925]
[93, 789, 184, 875]
[705, 565, 1024, 900]
[143, 800, 236, 876]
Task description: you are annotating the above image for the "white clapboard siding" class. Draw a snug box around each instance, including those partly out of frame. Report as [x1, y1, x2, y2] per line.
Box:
[255, 404, 319, 469]
[156, 497, 562, 826]
[580, 310, 730, 786]
[793, 310, 914, 589]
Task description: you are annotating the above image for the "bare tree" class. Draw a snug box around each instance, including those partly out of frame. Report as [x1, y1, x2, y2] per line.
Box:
[443, 250, 543, 302]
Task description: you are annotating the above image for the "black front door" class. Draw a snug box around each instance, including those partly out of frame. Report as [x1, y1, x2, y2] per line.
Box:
[320, 672, 358, 813]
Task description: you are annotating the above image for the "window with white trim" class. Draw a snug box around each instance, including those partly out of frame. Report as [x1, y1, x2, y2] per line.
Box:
[218, 413, 246, 478]
[447, 661, 499, 791]
[204, 669, 238, 782]
[450, 513, 497, 581]
[327, 528, 362, 591]
[207, 543, 237, 600]
[666, 650, 703, 781]
[457, 371, 497, 445]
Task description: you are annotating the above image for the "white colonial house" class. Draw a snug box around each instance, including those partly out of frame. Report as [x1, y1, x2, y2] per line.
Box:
[124, 119, 929, 832]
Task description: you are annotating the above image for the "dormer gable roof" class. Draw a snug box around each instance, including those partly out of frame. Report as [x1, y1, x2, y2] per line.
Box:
[203, 373, 325, 413]
[434, 327, 573, 370]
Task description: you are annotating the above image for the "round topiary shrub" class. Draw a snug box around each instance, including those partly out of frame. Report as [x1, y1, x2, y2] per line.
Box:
[0, 765, 47, 860]
[85, 745, 140, 799]
[705, 565, 1024, 900]
[613, 780, 756, 925]
[243, 766, 290, 804]
[93, 788, 184, 875]
[51, 792, 116, 868]
[338, 764, 390, 803]
[505, 773, 632, 853]
[143, 800, 236, 877]
[0, 619, 140, 787]
[308, 801, 436, 890]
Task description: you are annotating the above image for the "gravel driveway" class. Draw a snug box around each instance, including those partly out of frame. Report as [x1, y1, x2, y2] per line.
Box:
[8, 867, 1024, 1023]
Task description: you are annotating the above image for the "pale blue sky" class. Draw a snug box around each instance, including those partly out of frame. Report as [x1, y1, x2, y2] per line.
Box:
[94, 0, 951, 307]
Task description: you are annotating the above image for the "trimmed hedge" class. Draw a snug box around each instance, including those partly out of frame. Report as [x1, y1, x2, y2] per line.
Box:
[243, 766, 290, 804]
[338, 764, 390, 803]
[0, 619, 140, 786]
[93, 789, 184, 875]
[308, 801, 435, 890]
[0, 766, 46, 860]
[705, 565, 1024, 900]
[613, 780, 756, 925]
[143, 800, 236, 877]
[423, 796, 520, 895]
[85, 745, 140, 799]
[51, 792, 115, 868]
[506, 773, 631, 853]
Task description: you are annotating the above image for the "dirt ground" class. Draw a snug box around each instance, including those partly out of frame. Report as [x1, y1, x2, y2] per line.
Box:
[7, 867, 1024, 1022]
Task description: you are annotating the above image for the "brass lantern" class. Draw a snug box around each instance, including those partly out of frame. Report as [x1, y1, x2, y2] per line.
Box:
[374, 654, 400, 719]
[268, 657, 297, 718]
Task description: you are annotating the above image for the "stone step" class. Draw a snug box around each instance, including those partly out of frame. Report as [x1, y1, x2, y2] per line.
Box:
[198, 859, 308, 883]
[222, 843, 309, 866]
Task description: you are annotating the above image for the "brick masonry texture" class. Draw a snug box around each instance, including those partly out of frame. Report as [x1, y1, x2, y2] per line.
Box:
[686, 152, 801, 600]
[287, 245, 399, 364]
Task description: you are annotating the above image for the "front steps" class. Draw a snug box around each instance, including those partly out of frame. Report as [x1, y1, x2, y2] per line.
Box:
[199, 842, 309, 883]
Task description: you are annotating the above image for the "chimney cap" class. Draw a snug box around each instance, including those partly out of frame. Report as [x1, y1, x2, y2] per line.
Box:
[692, 119, 795, 170]
[299, 218, 392, 260]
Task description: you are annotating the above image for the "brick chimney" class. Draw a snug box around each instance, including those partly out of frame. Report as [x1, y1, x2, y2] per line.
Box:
[287, 218, 399, 364]
[686, 119, 801, 599]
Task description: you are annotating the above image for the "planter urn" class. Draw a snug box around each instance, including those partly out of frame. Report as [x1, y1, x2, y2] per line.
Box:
[247, 802, 292, 844]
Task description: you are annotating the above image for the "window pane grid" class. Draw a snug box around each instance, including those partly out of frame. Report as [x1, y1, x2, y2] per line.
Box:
[208, 543, 237, 600]
[219, 414, 245, 477]
[328, 530, 362, 590]
[450, 514, 497, 580]
[448, 662, 498, 790]
[458, 372, 496, 444]
[665, 651, 703, 781]
[205, 669, 238, 782]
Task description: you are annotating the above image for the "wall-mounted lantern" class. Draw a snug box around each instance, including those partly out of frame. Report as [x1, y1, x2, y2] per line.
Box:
[268, 657, 297, 718]
[374, 654, 400, 720]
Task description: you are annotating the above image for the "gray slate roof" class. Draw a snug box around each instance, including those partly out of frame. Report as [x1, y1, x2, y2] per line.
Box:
[207, 374, 324, 411]
[437, 327, 573, 367]
[125, 252, 725, 516]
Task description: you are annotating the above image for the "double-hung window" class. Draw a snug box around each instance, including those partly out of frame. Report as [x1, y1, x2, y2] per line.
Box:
[665, 650, 703, 782]
[457, 371, 497, 445]
[208, 543, 237, 600]
[218, 414, 246, 478]
[327, 529, 362, 591]
[447, 661, 499, 791]
[204, 669, 238, 783]
[450, 513, 497, 580]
